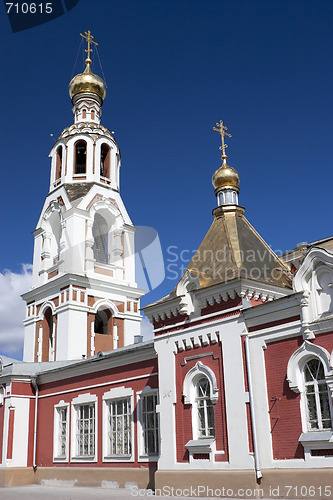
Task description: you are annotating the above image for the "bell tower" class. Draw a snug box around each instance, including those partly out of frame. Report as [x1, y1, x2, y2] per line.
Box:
[22, 32, 144, 362]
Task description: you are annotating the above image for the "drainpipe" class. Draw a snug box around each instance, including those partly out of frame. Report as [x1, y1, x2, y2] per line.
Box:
[31, 378, 38, 471]
[244, 336, 263, 481]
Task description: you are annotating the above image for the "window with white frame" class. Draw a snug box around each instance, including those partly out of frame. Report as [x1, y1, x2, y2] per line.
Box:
[142, 393, 159, 455]
[196, 377, 215, 438]
[71, 394, 97, 461]
[137, 389, 159, 458]
[183, 361, 219, 441]
[76, 404, 95, 457]
[53, 401, 69, 461]
[103, 386, 134, 461]
[107, 398, 131, 456]
[304, 358, 333, 431]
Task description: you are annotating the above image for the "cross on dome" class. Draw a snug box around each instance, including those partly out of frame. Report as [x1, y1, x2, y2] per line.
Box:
[80, 30, 98, 66]
[213, 120, 231, 165]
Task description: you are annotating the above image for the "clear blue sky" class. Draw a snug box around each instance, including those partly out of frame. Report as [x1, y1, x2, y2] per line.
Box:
[1, 0, 333, 310]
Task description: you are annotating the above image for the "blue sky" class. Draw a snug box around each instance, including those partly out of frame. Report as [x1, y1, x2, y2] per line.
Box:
[0, 0, 333, 357]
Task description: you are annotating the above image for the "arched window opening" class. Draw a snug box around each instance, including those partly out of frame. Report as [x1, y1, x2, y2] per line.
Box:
[195, 377, 215, 438]
[75, 140, 87, 174]
[92, 213, 109, 264]
[82, 109, 87, 119]
[55, 146, 62, 180]
[44, 307, 53, 347]
[91, 110, 95, 120]
[94, 307, 112, 335]
[304, 358, 333, 431]
[100, 144, 110, 178]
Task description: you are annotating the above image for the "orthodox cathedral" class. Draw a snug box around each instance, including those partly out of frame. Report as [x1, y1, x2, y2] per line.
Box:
[0, 33, 332, 496]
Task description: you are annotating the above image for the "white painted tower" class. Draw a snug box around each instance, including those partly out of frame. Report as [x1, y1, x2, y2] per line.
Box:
[22, 32, 144, 362]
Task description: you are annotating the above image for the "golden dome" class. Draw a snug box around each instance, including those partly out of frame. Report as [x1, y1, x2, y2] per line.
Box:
[69, 59, 107, 101]
[212, 162, 240, 193]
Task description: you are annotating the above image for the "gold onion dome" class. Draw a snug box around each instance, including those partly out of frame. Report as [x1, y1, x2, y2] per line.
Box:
[212, 159, 240, 193]
[69, 58, 107, 101]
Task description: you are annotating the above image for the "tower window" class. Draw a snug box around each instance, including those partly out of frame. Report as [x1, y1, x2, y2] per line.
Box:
[92, 213, 109, 263]
[82, 109, 86, 119]
[100, 144, 110, 178]
[304, 358, 333, 431]
[74, 140, 87, 174]
[55, 146, 62, 180]
[94, 307, 112, 335]
[91, 110, 95, 120]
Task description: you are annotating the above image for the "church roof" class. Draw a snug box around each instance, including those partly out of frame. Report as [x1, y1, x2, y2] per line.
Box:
[186, 205, 292, 289]
[145, 205, 292, 311]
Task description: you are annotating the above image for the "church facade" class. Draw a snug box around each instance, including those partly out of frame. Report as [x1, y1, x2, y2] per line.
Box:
[0, 34, 332, 496]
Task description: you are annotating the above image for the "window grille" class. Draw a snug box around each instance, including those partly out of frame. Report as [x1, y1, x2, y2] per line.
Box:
[304, 359, 333, 431]
[76, 404, 95, 457]
[141, 393, 159, 455]
[196, 378, 215, 438]
[107, 398, 131, 456]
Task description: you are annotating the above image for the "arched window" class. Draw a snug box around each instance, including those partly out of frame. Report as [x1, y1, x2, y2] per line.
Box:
[195, 377, 215, 438]
[74, 140, 87, 174]
[304, 358, 333, 431]
[55, 146, 62, 180]
[82, 109, 86, 119]
[92, 213, 109, 264]
[100, 144, 110, 178]
[94, 308, 111, 335]
[41, 306, 55, 362]
[91, 110, 95, 120]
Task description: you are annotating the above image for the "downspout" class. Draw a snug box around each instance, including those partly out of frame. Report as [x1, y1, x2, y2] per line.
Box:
[244, 336, 263, 481]
[31, 378, 38, 471]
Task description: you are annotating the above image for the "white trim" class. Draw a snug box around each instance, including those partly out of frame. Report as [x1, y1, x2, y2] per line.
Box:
[102, 386, 134, 462]
[287, 341, 333, 393]
[183, 361, 219, 405]
[53, 400, 69, 463]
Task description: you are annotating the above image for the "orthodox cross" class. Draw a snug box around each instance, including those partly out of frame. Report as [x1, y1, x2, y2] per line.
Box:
[80, 30, 98, 63]
[213, 120, 231, 163]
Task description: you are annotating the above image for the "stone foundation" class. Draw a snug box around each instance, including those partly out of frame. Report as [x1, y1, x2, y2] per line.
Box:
[155, 469, 332, 499]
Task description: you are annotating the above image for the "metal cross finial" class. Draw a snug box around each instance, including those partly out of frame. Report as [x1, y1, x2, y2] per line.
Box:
[213, 120, 232, 164]
[80, 30, 98, 64]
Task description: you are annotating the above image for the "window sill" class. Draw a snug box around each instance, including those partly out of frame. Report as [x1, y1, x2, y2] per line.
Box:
[53, 457, 68, 463]
[103, 455, 133, 462]
[300, 431, 333, 449]
[138, 454, 159, 462]
[185, 438, 215, 454]
[70, 456, 97, 463]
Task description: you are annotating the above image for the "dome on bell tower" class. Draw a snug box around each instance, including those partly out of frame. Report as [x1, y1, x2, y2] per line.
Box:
[69, 58, 107, 102]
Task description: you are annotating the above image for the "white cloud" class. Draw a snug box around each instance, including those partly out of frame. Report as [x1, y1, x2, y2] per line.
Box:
[140, 315, 154, 341]
[0, 265, 32, 359]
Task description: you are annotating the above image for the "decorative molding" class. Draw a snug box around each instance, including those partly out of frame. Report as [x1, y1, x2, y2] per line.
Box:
[287, 341, 333, 393]
[183, 361, 219, 405]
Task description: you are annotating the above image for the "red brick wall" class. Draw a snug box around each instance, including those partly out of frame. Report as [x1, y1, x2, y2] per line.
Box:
[36, 358, 158, 468]
[174, 343, 228, 463]
[265, 336, 304, 460]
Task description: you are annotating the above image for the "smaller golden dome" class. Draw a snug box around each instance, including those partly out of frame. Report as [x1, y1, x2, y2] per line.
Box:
[212, 162, 240, 193]
[69, 60, 107, 101]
